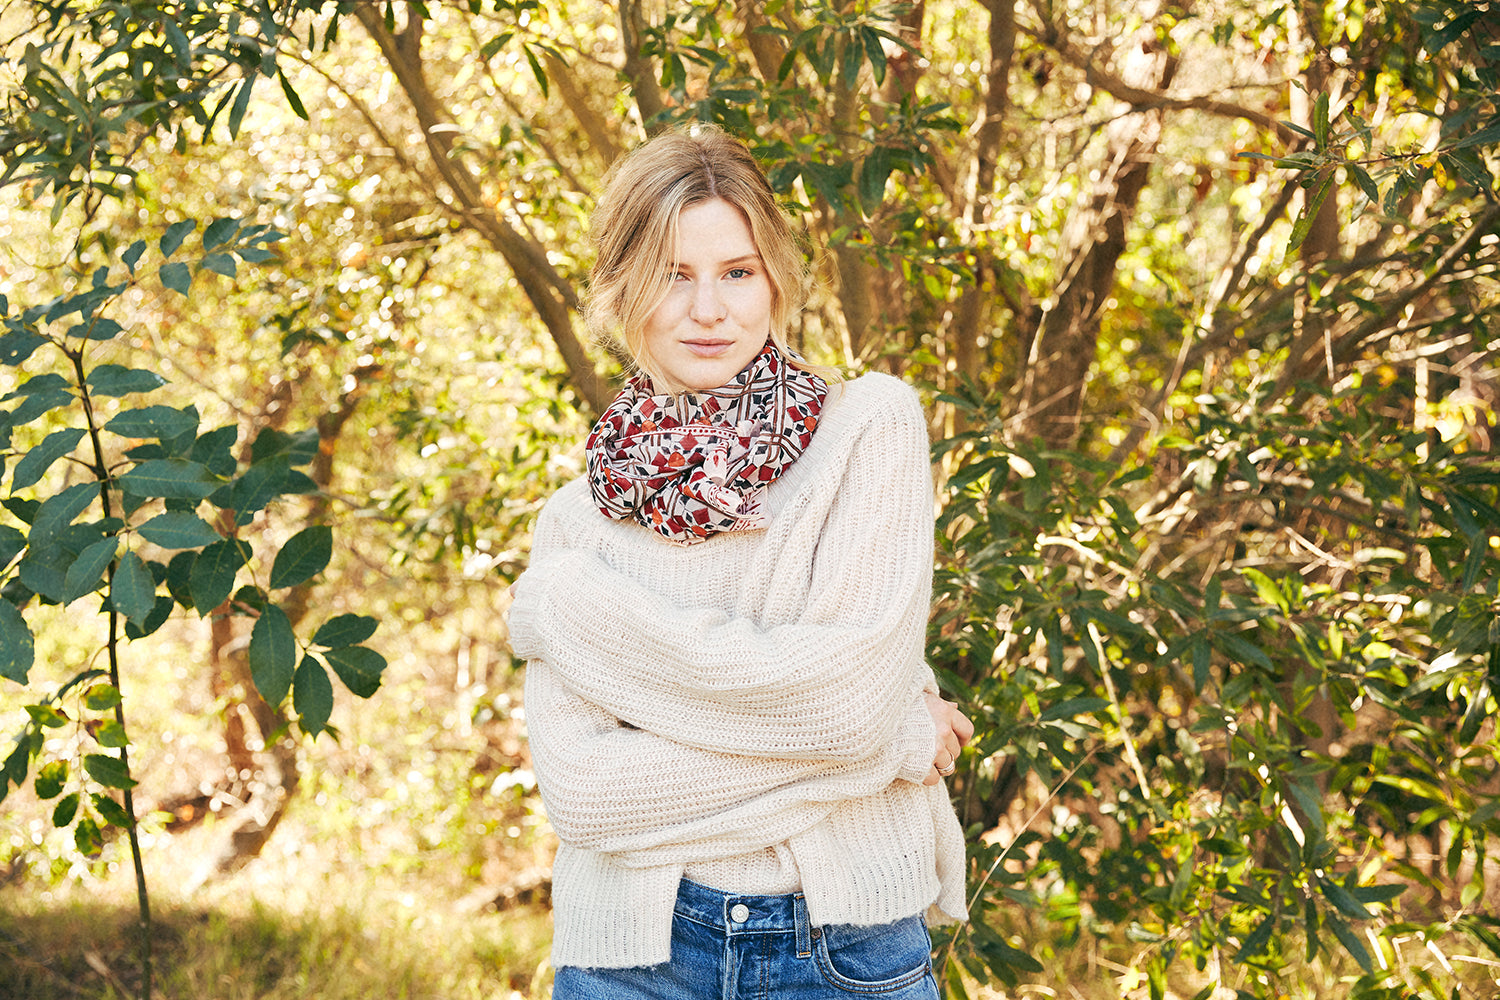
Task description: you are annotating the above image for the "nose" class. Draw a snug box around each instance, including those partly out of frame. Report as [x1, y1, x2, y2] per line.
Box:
[688, 281, 726, 325]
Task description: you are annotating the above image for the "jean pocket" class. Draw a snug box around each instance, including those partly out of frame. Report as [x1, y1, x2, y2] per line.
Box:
[812, 914, 936, 995]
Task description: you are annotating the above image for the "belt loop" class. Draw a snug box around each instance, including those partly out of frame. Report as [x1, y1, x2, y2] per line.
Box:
[794, 894, 812, 959]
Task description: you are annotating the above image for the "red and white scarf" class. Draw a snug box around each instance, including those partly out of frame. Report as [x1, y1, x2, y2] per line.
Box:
[586, 343, 828, 545]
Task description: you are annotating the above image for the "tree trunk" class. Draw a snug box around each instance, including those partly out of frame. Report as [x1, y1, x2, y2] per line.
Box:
[952, 0, 1017, 386]
[620, 0, 667, 135]
[354, 6, 612, 415]
[1016, 24, 1178, 449]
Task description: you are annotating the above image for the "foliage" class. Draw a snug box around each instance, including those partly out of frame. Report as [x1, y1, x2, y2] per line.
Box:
[929, 373, 1500, 998]
[0, 5, 393, 998]
[2, 0, 1499, 998]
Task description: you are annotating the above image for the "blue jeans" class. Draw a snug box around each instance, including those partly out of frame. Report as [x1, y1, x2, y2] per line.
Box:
[552, 879, 941, 999]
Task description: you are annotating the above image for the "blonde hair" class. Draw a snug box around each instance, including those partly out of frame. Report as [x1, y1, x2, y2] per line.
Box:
[586, 125, 815, 391]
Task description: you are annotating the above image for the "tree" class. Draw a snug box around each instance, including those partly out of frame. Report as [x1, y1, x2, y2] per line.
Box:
[3, 0, 1496, 997]
[0, 5, 390, 996]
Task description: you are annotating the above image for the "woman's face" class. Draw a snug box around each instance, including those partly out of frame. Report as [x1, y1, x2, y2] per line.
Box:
[642, 198, 773, 392]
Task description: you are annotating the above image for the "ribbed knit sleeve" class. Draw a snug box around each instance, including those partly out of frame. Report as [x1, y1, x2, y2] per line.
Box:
[525, 656, 935, 862]
[510, 375, 935, 764]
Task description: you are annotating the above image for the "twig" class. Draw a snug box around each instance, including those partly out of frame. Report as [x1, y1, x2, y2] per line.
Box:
[1086, 622, 1151, 799]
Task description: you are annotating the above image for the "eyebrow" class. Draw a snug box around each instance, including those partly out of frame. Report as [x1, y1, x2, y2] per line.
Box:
[672, 254, 763, 271]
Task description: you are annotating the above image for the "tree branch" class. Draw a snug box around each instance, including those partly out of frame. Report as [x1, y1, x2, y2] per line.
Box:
[353, 5, 611, 414]
[1032, 20, 1299, 144]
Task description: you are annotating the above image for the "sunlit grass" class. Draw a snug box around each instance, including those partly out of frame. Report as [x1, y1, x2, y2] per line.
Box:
[0, 871, 553, 1000]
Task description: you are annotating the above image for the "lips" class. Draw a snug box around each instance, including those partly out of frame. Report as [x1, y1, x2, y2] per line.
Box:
[682, 339, 736, 357]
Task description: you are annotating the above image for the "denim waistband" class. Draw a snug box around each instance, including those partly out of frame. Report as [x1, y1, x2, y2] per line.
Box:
[673, 879, 815, 958]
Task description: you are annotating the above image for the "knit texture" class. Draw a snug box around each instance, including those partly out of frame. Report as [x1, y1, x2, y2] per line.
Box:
[509, 373, 969, 969]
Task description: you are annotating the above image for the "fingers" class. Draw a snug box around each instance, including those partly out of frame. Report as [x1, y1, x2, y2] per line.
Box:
[953, 707, 975, 747]
[922, 693, 973, 781]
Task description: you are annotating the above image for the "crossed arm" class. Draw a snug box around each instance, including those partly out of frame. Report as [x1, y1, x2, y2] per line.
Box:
[509, 386, 971, 858]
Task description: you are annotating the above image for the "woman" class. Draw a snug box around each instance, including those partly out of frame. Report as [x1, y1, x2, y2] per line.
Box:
[507, 125, 971, 999]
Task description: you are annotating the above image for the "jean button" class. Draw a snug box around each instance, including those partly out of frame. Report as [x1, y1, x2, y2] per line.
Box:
[730, 903, 750, 922]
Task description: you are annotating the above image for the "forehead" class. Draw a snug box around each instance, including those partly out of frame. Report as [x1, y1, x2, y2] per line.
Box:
[673, 198, 759, 259]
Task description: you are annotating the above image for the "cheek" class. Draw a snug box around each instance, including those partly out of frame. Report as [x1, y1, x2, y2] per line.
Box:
[644, 290, 688, 331]
[730, 283, 773, 321]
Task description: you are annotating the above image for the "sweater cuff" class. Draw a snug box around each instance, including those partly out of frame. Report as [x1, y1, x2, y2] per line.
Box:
[892, 689, 937, 784]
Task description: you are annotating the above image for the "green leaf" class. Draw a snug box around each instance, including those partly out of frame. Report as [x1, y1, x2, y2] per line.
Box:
[82, 684, 122, 711]
[219, 455, 290, 524]
[270, 525, 332, 590]
[159, 261, 192, 296]
[1284, 775, 1327, 845]
[110, 551, 157, 624]
[1325, 911, 1373, 972]
[119, 459, 222, 500]
[1459, 681, 1490, 744]
[25, 704, 67, 728]
[105, 404, 198, 443]
[311, 613, 378, 649]
[1236, 913, 1274, 960]
[123, 594, 174, 640]
[1451, 121, 1500, 151]
[74, 816, 103, 856]
[1288, 174, 1335, 253]
[121, 240, 146, 274]
[1350, 165, 1379, 204]
[858, 146, 893, 214]
[5, 388, 73, 426]
[86, 365, 166, 398]
[0, 597, 36, 683]
[249, 604, 297, 706]
[1320, 876, 1374, 920]
[228, 73, 255, 138]
[251, 426, 319, 466]
[94, 720, 128, 749]
[1215, 633, 1273, 671]
[34, 759, 67, 799]
[72, 316, 124, 341]
[324, 645, 386, 699]
[293, 654, 334, 736]
[62, 535, 118, 604]
[277, 68, 309, 120]
[136, 512, 221, 549]
[18, 546, 68, 603]
[200, 252, 237, 277]
[189, 538, 250, 613]
[10, 427, 86, 491]
[83, 753, 136, 789]
[975, 934, 1044, 974]
[30, 482, 96, 547]
[1349, 883, 1406, 906]
[202, 217, 239, 250]
[0, 329, 48, 365]
[92, 791, 133, 829]
[52, 791, 79, 826]
[160, 220, 197, 257]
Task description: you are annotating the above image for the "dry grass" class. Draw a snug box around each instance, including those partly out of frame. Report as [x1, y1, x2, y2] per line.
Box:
[0, 844, 554, 1000]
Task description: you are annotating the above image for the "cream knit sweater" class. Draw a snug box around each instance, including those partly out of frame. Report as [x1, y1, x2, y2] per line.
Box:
[508, 372, 968, 969]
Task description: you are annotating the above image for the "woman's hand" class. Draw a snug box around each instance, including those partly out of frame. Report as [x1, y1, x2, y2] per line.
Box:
[923, 693, 974, 786]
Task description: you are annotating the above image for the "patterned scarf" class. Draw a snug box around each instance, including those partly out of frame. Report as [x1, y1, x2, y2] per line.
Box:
[586, 343, 829, 545]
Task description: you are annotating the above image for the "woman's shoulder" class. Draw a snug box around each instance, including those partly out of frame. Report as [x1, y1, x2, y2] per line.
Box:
[532, 476, 600, 542]
[821, 371, 926, 437]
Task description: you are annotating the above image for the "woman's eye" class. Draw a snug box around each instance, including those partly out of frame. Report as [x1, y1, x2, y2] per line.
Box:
[726, 267, 752, 280]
